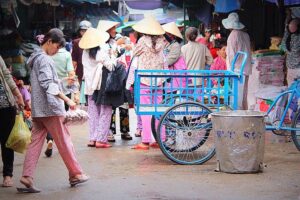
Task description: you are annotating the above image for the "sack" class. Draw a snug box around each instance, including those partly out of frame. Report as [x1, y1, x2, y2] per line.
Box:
[105, 63, 126, 94]
[6, 114, 31, 153]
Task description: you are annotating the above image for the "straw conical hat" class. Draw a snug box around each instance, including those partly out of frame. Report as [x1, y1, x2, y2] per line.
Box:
[132, 16, 165, 36]
[79, 28, 110, 49]
[97, 20, 120, 32]
[162, 22, 183, 39]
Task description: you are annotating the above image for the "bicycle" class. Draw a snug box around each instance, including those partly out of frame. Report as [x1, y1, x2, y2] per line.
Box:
[265, 77, 300, 150]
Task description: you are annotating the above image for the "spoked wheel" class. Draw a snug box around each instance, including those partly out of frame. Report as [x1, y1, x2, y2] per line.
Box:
[291, 110, 300, 151]
[151, 95, 199, 140]
[157, 102, 215, 165]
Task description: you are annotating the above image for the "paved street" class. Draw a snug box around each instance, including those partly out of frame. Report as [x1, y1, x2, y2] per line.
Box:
[0, 109, 299, 200]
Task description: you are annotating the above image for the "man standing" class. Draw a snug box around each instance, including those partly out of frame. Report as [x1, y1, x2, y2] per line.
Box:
[222, 12, 252, 110]
[72, 20, 92, 86]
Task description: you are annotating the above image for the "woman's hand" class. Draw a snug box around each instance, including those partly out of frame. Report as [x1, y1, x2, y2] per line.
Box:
[67, 99, 76, 110]
[74, 92, 80, 104]
[16, 94, 25, 110]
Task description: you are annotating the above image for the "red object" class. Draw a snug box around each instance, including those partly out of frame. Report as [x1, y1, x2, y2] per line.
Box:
[259, 101, 270, 112]
[210, 48, 219, 59]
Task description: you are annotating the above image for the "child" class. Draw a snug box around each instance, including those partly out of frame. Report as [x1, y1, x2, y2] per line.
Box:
[210, 39, 227, 71]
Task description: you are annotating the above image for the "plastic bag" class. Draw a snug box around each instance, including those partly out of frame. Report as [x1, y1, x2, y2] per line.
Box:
[64, 109, 89, 126]
[6, 114, 31, 154]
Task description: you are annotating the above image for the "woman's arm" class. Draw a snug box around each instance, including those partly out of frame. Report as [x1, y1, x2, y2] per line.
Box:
[38, 61, 76, 109]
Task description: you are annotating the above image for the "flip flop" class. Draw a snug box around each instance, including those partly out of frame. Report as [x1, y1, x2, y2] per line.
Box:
[69, 175, 89, 187]
[17, 187, 41, 193]
[131, 144, 149, 150]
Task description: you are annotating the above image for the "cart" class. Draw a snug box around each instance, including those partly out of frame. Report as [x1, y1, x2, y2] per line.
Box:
[134, 51, 248, 164]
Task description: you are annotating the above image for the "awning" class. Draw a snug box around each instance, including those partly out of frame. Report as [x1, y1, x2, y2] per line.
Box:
[265, 0, 300, 6]
[19, 0, 60, 6]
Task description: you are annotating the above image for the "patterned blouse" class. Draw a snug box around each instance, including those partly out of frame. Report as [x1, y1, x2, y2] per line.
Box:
[0, 81, 10, 109]
[281, 32, 300, 69]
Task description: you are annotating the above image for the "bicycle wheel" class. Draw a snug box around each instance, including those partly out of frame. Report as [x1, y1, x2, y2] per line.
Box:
[151, 95, 199, 140]
[157, 102, 215, 165]
[291, 109, 300, 151]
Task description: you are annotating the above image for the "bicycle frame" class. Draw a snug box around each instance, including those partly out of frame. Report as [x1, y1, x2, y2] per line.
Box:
[266, 79, 300, 132]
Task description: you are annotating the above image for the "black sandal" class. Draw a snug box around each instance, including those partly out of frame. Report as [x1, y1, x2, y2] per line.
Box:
[121, 133, 132, 140]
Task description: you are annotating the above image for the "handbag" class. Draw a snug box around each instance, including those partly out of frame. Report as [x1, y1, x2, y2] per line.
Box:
[105, 62, 127, 94]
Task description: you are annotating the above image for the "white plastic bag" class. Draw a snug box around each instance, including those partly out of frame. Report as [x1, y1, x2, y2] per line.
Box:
[64, 109, 89, 126]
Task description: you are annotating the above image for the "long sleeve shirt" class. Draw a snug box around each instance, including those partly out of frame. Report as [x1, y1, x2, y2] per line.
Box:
[82, 45, 116, 95]
[27, 49, 65, 118]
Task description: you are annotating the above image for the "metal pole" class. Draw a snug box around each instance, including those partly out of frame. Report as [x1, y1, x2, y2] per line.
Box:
[183, 0, 186, 44]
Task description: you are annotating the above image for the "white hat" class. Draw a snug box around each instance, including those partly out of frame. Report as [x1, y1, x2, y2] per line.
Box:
[79, 28, 109, 49]
[79, 20, 92, 30]
[222, 12, 245, 30]
[97, 20, 120, 32]
[162, 22, 183, 39]
[132, 16, 165, 36]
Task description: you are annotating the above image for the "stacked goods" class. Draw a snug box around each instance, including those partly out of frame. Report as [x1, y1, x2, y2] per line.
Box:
[252, 51, 285, 86]
[0, 31, 28, 78]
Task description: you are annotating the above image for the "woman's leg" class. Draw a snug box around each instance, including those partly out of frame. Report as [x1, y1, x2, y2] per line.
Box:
[0, 107, 16, 184]
[87, 96, 100, 142]
[43, 117, 83, 177]
[22, 118, 48, 178]
[96, 105, 112, 144]
[119, 107, 132, 140]
[109, 107, 116, 135]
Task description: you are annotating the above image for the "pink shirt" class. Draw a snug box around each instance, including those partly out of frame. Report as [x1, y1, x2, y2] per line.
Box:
[210, 56, 227, 71]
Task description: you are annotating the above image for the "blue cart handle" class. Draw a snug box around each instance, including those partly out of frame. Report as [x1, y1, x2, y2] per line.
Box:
[230, 51, 248, 79]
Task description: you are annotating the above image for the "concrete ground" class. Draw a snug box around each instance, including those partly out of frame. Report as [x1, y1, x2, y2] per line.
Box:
[0, 109, 299, 200]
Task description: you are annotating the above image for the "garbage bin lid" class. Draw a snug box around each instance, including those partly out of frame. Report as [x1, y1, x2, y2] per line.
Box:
[211, 110, 265, 117]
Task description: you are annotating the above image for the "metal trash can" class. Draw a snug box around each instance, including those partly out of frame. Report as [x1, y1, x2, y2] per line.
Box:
[211, 110, 265, 173]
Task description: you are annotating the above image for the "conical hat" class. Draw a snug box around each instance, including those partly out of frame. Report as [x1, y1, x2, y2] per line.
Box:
[97, 20, 120, 32]
[132, 16, 165, 36]
[79, 28, 110, 49]
[162, 22, 183, 39]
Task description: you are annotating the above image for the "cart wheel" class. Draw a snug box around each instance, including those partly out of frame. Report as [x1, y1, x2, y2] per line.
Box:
[157, 102, 215, 165]
[151, 95, 199, 140]
[291, 110, 300, 151]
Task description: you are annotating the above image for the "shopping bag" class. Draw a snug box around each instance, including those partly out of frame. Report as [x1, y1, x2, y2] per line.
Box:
[80, 80, 86, 105]
[6, 114, 31, 153]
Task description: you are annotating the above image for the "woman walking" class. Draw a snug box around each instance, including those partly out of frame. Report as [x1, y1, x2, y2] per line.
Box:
[18, 28, 88, 193]
[0, 56, 24, 187]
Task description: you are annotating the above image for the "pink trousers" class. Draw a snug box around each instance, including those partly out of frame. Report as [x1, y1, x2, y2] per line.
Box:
[140, 84, 162, 143]
[22, 116, 83, 178]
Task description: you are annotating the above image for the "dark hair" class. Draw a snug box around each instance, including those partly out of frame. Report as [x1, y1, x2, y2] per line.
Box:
[164, 33, 183, 44]
[151, 35, 160, 49]
[185, 27, 198, 42]
[286, 18, 300, 51]
[214, 38, 227, 49]
[40, 28, 66, 47]
[88, 46, 100, 60]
